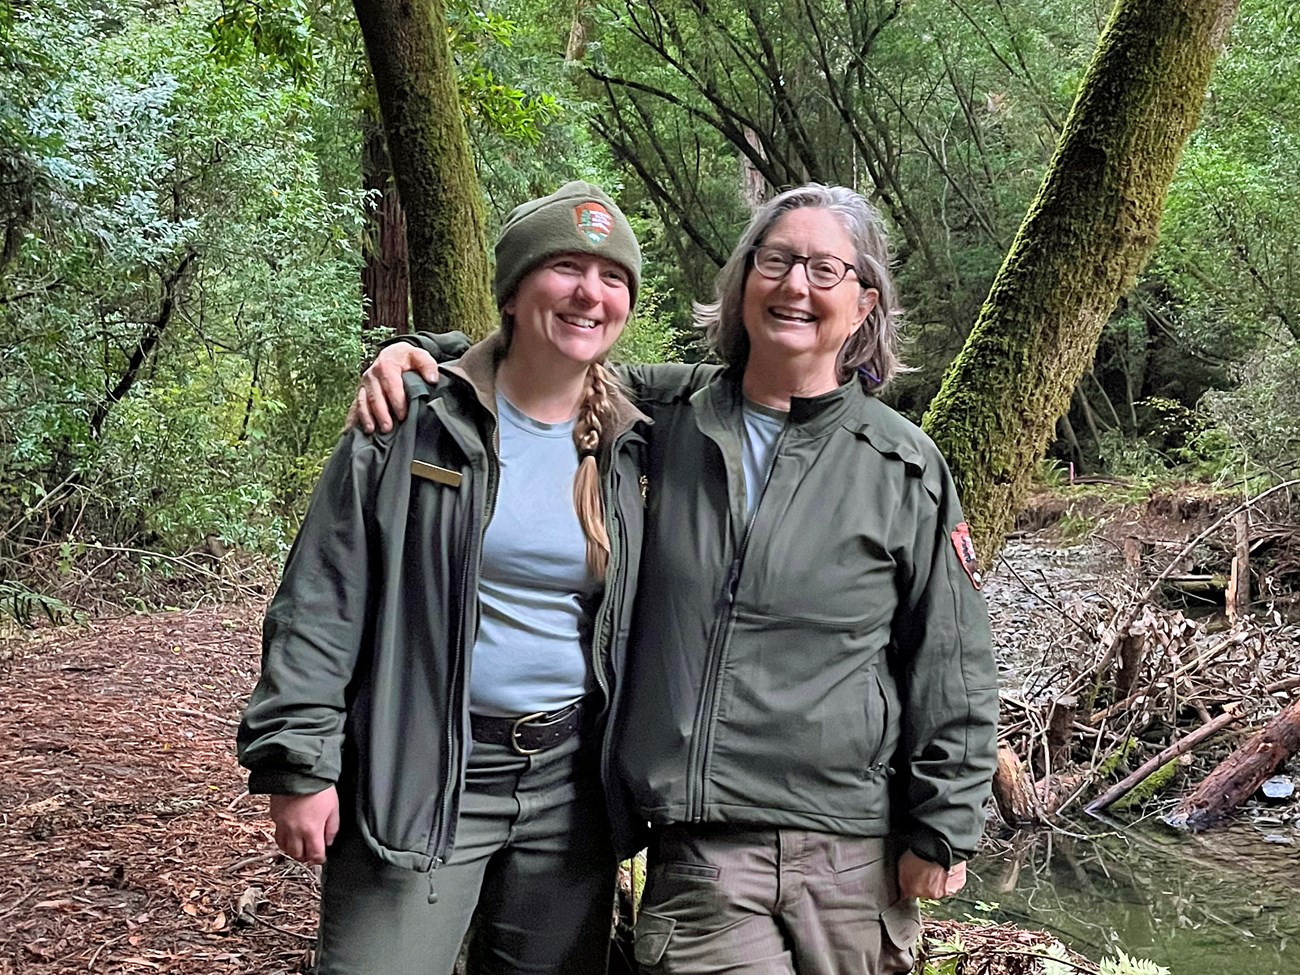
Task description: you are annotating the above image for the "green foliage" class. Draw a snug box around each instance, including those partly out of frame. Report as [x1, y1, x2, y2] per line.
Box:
[1037, 942, 1078, 975]
[447, 6, 560, 144]
[0, 0, 366, 555]
[5, 0, 1299, 575]
[921, 934, 965, 975]
[1096, 737, 1139, 779]
[1198, 333, 1300, 480]
[582, 0, 1100, 374]
[614, 283, 681, 366]
[0, 580, 81, 627]
[210, 0, 315, 79]
[1056, 504, 1099, 544]
[1036, 458, 1072, 488]
[1100, 951, 1170, 975]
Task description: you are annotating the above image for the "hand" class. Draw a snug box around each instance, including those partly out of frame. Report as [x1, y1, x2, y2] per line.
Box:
[347, 344, 440, 434]
[897, 849, 966, 899]
[269, 787, 340, 865]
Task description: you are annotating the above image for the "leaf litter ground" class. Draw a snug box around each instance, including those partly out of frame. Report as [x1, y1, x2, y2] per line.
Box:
[2, 602, 1101, 975]
[1, 603, 317, 975]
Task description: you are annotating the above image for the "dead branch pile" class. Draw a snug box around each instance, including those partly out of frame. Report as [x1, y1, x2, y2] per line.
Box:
[993, 482, 1300, 831]
[917, 918, 1100, 975]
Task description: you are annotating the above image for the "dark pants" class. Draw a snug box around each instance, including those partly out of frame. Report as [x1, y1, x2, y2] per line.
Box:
[633, 827, 921, 975]
[316, 732, 615, 975]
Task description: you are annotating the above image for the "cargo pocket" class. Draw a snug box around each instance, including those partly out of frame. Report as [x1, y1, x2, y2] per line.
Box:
[633, 911, 676, 969]
[878, 897, 922, 974]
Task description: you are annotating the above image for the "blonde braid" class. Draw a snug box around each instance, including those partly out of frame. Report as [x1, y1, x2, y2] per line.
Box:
[573, 361, 614, 578]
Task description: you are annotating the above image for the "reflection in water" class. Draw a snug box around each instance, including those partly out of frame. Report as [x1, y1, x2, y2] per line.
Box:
[936, 821, 1300, 974]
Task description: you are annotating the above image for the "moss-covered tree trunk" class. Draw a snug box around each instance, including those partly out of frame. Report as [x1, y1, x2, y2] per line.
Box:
[923, 0, 1240, 561]
[352, 0, 495, 335]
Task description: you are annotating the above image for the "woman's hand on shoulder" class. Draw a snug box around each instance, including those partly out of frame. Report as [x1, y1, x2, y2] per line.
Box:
[897, 849, 966, 899]
[269, 787, 340, 865]
[348, 344, 441, 434]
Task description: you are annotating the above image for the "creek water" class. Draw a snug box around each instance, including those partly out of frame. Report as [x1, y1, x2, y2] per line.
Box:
[939, 819, 1300, 974]
[972, 537, 1300, 974]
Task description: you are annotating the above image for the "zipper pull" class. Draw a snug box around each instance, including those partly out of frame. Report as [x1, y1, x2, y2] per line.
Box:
[723, 558, 742, 606]
[427, 856, 444, 904]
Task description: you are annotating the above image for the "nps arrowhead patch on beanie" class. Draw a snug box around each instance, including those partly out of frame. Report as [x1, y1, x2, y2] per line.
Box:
[493, 181, 642, 309]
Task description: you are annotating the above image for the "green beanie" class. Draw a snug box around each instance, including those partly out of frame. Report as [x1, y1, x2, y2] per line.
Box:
[494, 181, 642, 309]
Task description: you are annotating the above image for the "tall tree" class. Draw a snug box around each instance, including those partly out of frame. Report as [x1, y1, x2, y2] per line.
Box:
[923, 0, 1242, 559]
[352, 0, 494, 335]
[581, 0, 1093, 348]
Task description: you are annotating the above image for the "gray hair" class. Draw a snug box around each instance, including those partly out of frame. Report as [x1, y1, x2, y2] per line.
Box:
[695, 183, 905, 392]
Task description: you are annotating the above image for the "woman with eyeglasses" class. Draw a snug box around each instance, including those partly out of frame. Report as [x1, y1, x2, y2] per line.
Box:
[354, 183, 998, 975]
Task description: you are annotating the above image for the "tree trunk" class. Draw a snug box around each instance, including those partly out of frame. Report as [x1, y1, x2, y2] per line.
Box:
[352, 0, 495, 337]
[923, 0, 1241, 561]
[1165, 697, 1300, 832]
[361, 119, 411, 337]
[90, 249, 198, 437]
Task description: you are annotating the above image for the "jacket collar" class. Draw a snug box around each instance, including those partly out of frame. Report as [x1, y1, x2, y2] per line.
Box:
[699, 369, 864, 440]
[443, 330, 650, 440]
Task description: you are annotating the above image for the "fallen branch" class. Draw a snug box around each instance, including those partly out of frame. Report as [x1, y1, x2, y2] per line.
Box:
[1165, 696, 1300, 831]
[1085, 704, 1243, 816]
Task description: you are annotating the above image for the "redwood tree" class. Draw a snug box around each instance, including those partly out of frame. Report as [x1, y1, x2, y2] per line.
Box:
[352, 0, 495, 335]
[360, 118, 410, 337]
[923, 0, 1241, 560]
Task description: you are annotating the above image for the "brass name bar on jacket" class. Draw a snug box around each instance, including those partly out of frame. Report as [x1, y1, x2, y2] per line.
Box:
[411, 460, 463, 487]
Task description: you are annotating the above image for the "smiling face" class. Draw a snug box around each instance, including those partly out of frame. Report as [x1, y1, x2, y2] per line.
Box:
[504, 253, 631, 369]
[741, 207, 878, 391]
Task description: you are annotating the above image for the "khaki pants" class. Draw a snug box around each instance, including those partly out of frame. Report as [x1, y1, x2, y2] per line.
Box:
[315, 733, 614, 975]
[633, 827, 921, 975]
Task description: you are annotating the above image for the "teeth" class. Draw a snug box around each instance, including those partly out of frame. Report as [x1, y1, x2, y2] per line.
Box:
[564, 316, 599, 329]
[771, 307, 815, 322]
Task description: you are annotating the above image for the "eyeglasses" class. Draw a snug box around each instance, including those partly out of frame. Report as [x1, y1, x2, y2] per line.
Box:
[750, 245, 862, 289]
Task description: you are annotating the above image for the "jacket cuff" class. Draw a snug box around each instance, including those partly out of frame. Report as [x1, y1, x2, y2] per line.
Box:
[248, 770, 335, 796]
[908, 826, 958, 869]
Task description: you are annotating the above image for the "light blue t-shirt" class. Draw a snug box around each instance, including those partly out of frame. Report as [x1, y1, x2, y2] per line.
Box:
[468, 393, 595, 717]
[741, 397, 788, 515]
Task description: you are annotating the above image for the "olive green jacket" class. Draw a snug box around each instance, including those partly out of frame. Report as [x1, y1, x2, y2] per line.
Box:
[237, 334, 651, 869]
[616, 364, 998, 867]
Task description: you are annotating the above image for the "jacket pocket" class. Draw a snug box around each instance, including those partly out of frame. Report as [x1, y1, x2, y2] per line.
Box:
[633, 911, 677, 968]
[865, 666, 892, 772]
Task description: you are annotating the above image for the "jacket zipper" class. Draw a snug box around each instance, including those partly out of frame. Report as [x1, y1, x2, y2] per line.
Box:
[687, 420, 788, 821]
[427, 413, 499, 870]
[595, 434, 637, 797]
[589, 444, 626, 708]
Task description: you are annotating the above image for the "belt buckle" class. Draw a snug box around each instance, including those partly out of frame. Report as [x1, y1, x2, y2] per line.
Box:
[510, 711, 548, 756]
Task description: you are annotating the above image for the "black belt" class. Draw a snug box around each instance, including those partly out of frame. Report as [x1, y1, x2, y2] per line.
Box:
[470, 699, 587, 756]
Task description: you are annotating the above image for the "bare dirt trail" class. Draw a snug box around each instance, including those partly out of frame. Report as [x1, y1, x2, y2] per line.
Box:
[0, 604, 316, 975]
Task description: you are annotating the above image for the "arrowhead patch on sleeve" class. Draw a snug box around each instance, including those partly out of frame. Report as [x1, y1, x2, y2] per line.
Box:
[950, 522, 983, 590]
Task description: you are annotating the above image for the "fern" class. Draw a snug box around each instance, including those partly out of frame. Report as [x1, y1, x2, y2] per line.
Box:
[1100, 950, 1170, 975]
[1039, 941, 1075, 975]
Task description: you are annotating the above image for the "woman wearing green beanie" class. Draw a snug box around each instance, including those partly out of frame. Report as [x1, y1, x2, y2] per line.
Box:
[237, 182, 649, 973]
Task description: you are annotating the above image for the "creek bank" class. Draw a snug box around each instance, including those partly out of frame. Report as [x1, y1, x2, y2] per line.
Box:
[969, 485, 1300, 973]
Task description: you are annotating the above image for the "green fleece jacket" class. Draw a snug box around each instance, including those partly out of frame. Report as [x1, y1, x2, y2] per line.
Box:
[615, 364, 998, 867]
